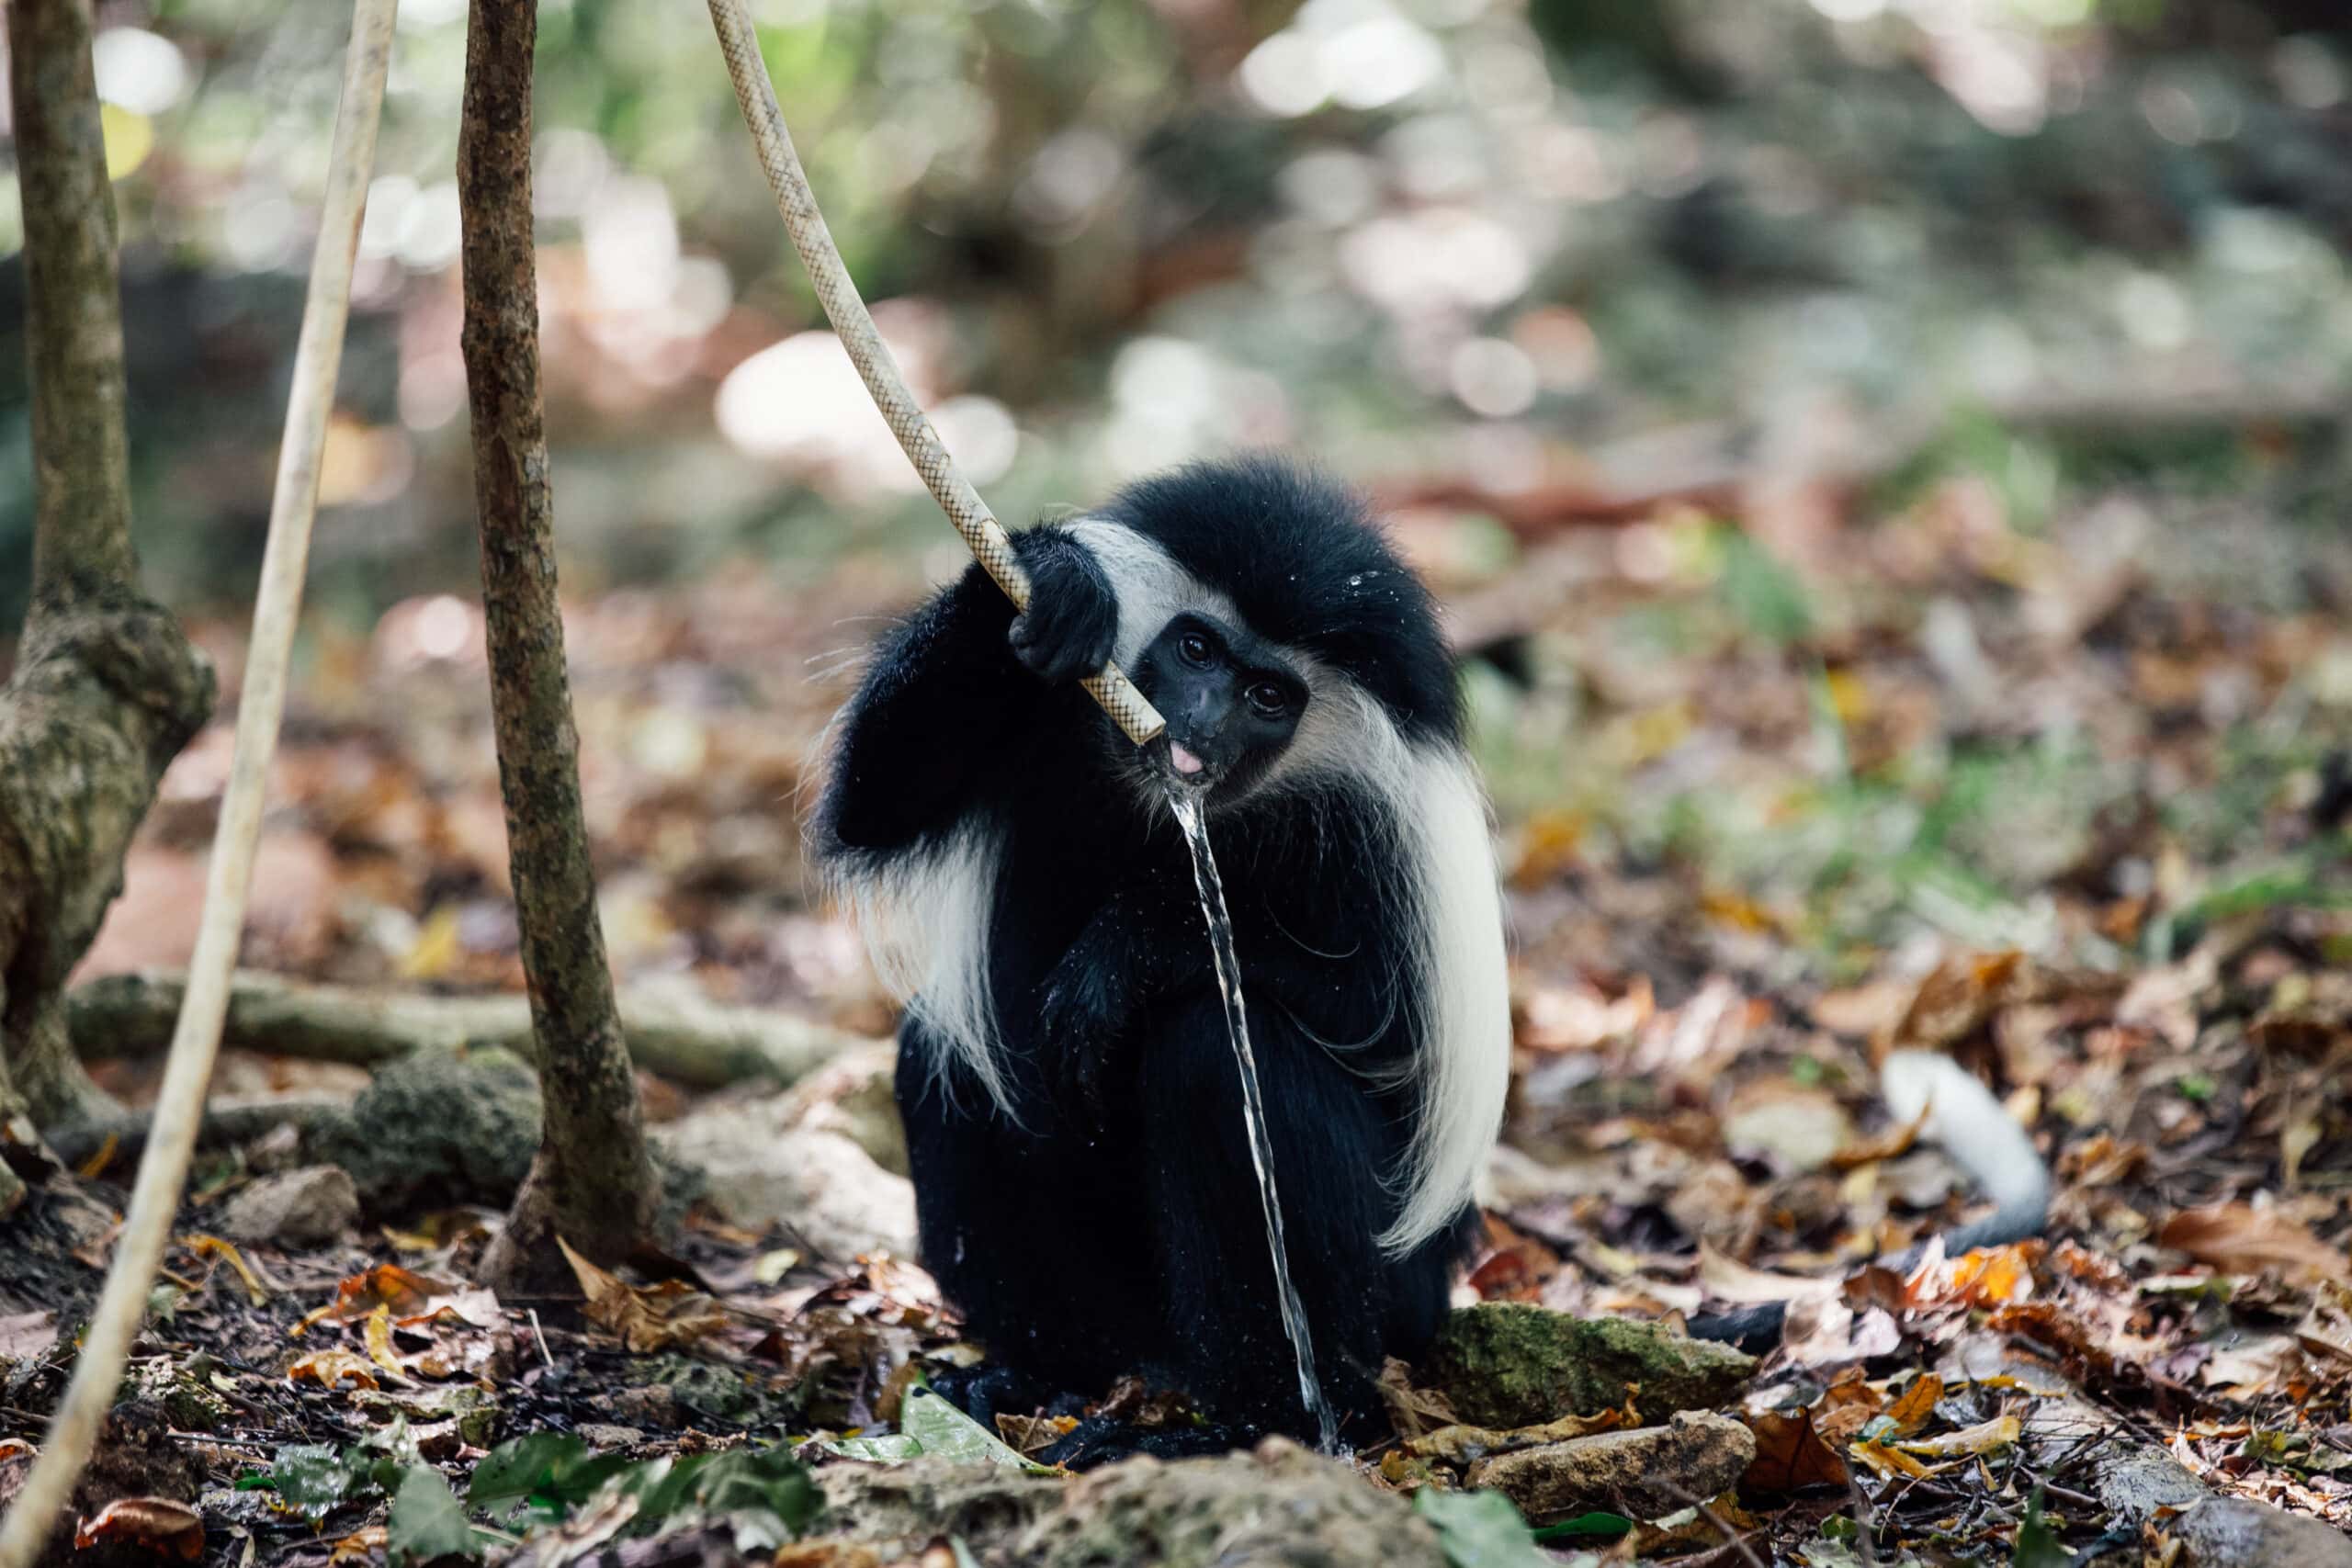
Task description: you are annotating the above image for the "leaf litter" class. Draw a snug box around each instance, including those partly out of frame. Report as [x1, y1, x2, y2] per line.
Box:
[10, 157, 2352, 1568]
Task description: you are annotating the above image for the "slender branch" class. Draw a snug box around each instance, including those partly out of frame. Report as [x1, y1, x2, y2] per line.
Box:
[459, 0, 653, 1285]
[0, 4, 395, 1562]
[701, 0, 1164, 746]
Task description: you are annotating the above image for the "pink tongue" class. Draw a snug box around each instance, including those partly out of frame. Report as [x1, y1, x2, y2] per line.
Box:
[1170, 742, 1205, 776]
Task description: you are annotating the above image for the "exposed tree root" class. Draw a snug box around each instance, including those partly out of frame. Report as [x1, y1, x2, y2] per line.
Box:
[67, 968, 875, 1090]
[46, 1096, 348, 1170]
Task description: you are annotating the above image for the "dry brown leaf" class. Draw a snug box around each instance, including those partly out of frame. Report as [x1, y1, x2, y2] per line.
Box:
[2160, 1203, 2349, 1283]
[1898, 1413, 2019, 1459]
[2295, 1280, 2352, 1365]
[2060, 1134, 2150, 1188]
[1516, 976, 1651, 1052]
[558, 1236, 728, 1352]
[185, 1235, 269, 1305]
[995, 1413, 1079, 1456]
[1408, 1390, 1641, 1465]
[1464, 1216, 1560, 1302]
[1811, 1371, 1884, 1448]
[1984, 1303, 2123, 1381]
[1883, 1374, 1943, 1438]
[1376, 1357, 1457, 1441]
[1889, 952, 2024, 1057]
[363, 1305, 406, 1380]
[76, 1132, 120, 1179]
[298, 1264, 450, 1335]
[75, 1497, 204, 1560]
[1782, 1298, 1903, 1367]
[1698, 1243, 1842, 1305]
[1744, 1405, 1850, 1491]
[288, 1350, 380, 1390]
[1905, 1242, 2037, 1310]
[2201, 1335, 2310, 1399]
[330, 1526, 388, 1565]
[1827, 1102, 1928, 1169]
[1809, 981, 1911, 1041]
[1628, 1495, 1763, 1559]
[393, 1287, 503, 1331]
[1850, 1437, 1939, 1480]
[774, 1545, 885, 1568]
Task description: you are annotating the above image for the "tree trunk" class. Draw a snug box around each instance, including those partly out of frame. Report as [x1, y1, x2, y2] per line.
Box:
[458, 0, 655, 1288]
[0, 0, 216, 1210]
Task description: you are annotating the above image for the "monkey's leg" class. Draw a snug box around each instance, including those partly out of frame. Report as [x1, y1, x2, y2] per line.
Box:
[895, 1024, 1152, 1401]
[1131, 997, 1407, 1440]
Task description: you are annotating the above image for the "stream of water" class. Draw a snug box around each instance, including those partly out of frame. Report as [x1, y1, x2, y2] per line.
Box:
[1168, 790, 1340, 1453]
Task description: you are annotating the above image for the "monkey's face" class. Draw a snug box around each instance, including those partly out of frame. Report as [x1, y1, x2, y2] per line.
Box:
[1130, 611, 1307, 805]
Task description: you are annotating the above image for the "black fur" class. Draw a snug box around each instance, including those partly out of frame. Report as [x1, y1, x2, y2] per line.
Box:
[815, 457, 1477, 1443]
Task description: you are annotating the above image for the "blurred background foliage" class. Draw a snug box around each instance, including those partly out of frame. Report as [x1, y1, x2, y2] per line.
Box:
[2, 0, 2349, 997]
[0, 0, 2346, 621]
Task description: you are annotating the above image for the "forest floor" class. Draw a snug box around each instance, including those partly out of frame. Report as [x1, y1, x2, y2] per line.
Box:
[3, 450, 2351, 1567]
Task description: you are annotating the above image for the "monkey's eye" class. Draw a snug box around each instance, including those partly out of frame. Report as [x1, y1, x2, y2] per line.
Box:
[1244, 681, 1290, 718]
[1179, 631, 1214, 667]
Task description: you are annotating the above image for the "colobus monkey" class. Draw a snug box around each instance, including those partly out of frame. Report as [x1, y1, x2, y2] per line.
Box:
[816, 456, 1510, 1443]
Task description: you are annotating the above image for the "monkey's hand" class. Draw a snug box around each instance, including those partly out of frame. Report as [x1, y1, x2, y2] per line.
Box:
[1008, 530, 1118, 685]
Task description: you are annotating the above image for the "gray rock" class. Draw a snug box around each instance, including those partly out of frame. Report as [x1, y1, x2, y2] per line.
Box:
[2166, 1496, 2352, 1568]
[776, 1041, 907, 1176]
[2090, 1443, 2208, 1527]
[1464, 1410, 1758, 1523]
[217, 1167, 358, 1247]
[658, 1098, 915, 1262]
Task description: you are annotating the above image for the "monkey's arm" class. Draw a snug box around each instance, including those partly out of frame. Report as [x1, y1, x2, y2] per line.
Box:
[820, 528, 1116, 855]
[1035, 872, 1371, 1115]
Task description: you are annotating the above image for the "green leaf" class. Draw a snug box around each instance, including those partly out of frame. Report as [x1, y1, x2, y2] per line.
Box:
[2010, 1487, 2068, 1567]
[1530, 1510, 1633, 1541]
[467, 1432, 633, 1517]
[619, 1444, 820, 1547]
[820, 1433, 926, 1463]
[899, 1386, 1054, 1472]
[248, 1444, 373, 1520]
[387, 1466, 481, 1568]
[1412, 1488, 1554, 1568]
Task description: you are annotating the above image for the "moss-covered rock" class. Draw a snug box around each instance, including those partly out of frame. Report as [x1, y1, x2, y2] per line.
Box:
[1427, 1304, 1755, 1428]
[309, 1045, 543, 1214]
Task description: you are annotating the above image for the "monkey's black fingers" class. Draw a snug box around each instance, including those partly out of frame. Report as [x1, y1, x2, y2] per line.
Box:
[1008, 530, 1119, 684]
[1008, 611, 1109, 685]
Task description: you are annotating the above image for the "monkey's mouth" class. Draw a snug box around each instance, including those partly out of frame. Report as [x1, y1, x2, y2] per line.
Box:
[1163, 739, 1216, 788]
